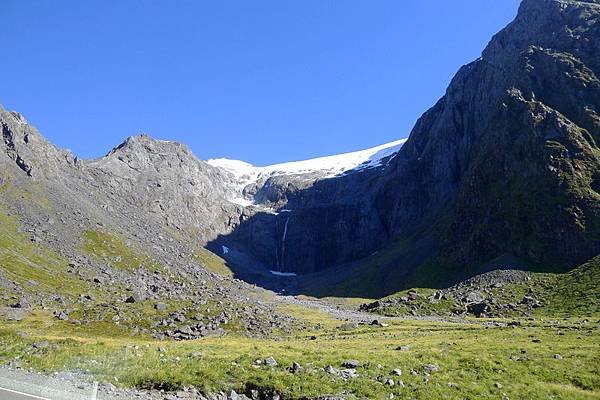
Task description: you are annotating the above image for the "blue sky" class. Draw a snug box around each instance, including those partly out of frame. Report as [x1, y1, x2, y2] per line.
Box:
[3, 1, 520, 165]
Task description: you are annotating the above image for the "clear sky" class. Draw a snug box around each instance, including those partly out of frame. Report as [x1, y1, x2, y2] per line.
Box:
[3, 0, 520, 165]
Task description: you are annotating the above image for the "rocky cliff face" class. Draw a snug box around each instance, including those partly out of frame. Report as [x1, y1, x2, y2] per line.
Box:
[380, 0, 600, 272]
[216, 0, 600, 287]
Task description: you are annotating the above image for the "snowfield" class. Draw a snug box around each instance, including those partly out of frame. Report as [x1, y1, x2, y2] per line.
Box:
[208, 139, 407, 206]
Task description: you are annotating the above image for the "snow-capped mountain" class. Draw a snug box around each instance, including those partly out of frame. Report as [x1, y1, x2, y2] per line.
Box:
[207, 139, 407, 207]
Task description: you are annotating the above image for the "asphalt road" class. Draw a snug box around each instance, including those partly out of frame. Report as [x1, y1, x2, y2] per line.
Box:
[0, 386, 51, 399]
[0, 368, 97, 400]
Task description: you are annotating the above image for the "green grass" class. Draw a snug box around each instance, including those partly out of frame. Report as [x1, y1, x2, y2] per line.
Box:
[0, 210, 89, 303]
[83, 230, 163, 272]
[194, 247, 234, 277]
[369, 255, 600, 319]
[542, 255, 600, 317]
[0, 311, 599, 399]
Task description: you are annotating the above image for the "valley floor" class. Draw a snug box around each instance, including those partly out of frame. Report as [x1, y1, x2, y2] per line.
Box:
[0, 297, 599, 400]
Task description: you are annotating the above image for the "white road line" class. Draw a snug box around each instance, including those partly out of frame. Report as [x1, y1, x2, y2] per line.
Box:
[0, 386, 51, 400]
[91, 381, 98, 400]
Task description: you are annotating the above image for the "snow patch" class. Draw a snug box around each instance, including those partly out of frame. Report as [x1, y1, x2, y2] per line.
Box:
[270, 270, 297, 277]
[221, 245, 229, 255]
[208, 139, 407, 206]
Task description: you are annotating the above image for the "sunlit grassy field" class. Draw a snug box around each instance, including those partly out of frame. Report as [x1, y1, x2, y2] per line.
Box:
[1, 308, 599, 399]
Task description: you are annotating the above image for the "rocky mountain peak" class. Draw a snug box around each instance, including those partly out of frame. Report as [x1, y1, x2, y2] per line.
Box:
[1, 106, 77, 178]
[483, 0, 599, 71]
[107, 134, 193, 158]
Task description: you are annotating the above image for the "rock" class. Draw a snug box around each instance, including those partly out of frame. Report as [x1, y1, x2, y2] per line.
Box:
[288, 362, 302, 373]
[125, 294, 144, 303]
[176, 326, 194, 336]
[339, 322, 359, 330]
[173, 313, 186, 323]
[154, 302, 168, 310]
[0, 308, 26, 321]
[340, 369, 359, 379]
[342, 360, 360, 368]
[385, 378, 394, 386]
[32, 341, 49, 349]
[429, 291, 443, 303]
[359, 300, 381, 311]
[553, 354, 563, 360]
[520, 295, 541, 307]
[467, 302, 489, 317]
[325, 365, 339, 375]
[423, 364, 440, 373]
[463, 291, 485, 304]
[264, 356, 278, 367]
[495, 382, 503, 389]
[57, 311, 69, 321]
[392, 368, 402, 376]
[11, 297, 29, 309]
[395, 345, 410, 351]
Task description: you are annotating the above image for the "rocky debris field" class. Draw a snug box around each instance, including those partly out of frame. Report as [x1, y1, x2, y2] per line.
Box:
[360, 270, 551, 318]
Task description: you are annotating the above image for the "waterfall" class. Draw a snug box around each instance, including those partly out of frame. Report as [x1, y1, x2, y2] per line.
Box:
[280, 215, 290, 272]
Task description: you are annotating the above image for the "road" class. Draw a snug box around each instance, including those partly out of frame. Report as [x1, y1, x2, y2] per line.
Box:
[0, 368, 97, 400]
[0, 386, 52, 399]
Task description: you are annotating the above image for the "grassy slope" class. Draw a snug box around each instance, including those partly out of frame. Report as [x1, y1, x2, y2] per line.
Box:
[300, 235, 434, 298]
[83, 230, 163, 273]
[543, 255, 600, 316]
[0, 210, 90, 305]
[194, 247, 234, 277]
[371, 255, 600, 319]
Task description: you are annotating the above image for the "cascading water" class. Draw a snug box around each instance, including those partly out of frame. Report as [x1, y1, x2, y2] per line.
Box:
[273, 210, 292, 273]
[280, 215, 290, 272]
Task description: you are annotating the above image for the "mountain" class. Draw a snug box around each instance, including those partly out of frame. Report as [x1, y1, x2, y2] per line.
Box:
[0, 106, 408, 297]
[376, 0, 600, 286]
[210, 0, 600, 295]
[1, 0, 599, 300]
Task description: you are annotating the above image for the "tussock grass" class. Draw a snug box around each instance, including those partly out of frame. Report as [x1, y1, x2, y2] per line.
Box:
[82, 230, 163, 272]
[1, 309, 599, 399]
[0, 211, 88, 302]
[194, 247, 234, 277]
